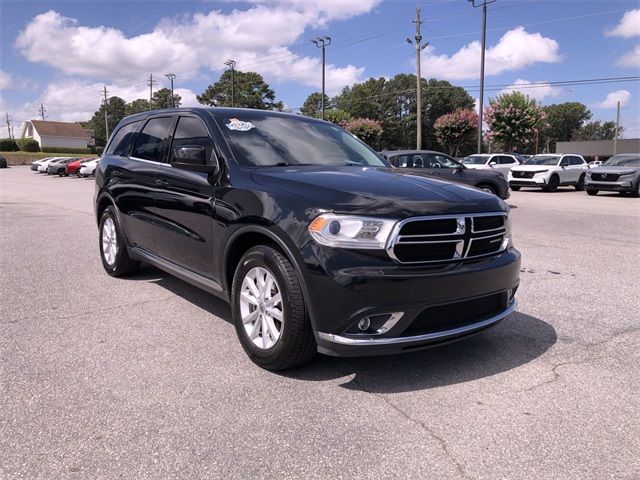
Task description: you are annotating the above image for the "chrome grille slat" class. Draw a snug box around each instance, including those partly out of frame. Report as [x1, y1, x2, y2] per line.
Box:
[386, 212, 508, 264]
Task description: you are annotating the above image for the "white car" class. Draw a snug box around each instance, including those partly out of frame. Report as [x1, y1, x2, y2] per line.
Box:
[78, 158, 99, 177]
[37, 157, 67, 173]
[461, 153, 521, 178]
[588, 161, 603, 169]
[30, 157, 55, 172]
[508, 154, 588, 192]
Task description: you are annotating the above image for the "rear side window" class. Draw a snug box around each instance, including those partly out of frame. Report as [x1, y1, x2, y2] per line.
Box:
[569, 156, 585, 165]
[131, 117, 173, 162]
[171, 116, 214, 162]
[498, 156, 517, 164]
[106, 121, 141, 156]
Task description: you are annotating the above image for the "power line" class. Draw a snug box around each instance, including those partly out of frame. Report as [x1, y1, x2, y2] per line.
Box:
[146, 74, 157, 111]
[102, 86, 109, 140]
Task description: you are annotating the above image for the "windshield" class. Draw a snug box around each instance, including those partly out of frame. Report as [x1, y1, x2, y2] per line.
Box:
[462, 155, 490, 165]
[215, 111, 388, 167]
[603, 154, 640, 167]
[524, 155, 560, 166]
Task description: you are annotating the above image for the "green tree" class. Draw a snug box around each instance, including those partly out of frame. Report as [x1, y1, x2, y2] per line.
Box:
[433, 109, 478, 156]
[197, 70, 283, 110]
[542, 102, 592, 149]
[125, 98, 150, 116]
[86, 96, 127, 146]
[300, 92, 331, 117]
[323, 109, 352, 126]
[152, 88, 182, 109]
[333, 77, 387, 121]
[484, 91, 546, 153]
[573, 120, 623, 141]
[422, 79, 475, 150]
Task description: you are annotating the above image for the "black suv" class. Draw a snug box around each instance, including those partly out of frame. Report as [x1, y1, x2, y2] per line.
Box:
[382, 150, 510, 199]
[94, 108, 521, 370]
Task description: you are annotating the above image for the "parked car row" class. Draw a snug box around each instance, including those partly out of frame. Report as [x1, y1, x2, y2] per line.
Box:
[30, 157, 99, 177]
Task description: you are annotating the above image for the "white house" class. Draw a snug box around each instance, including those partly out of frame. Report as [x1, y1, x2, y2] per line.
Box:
[20, 120, 90, 149]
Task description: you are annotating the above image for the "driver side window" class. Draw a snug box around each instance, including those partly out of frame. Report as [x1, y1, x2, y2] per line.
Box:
[170, 116, 214, 164]
[427, 154, 457, 168]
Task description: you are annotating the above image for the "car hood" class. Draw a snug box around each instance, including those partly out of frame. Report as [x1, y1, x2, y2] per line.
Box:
[511, 165, 557, 171]
[589, 166, 639, 175]
[251, 166, 505, 217]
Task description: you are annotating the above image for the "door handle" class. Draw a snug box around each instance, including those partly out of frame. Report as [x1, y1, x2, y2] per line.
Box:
[155, 177, 169, 186]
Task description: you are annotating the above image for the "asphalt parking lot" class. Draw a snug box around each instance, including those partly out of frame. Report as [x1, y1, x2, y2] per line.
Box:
[1, 166, 639, 480]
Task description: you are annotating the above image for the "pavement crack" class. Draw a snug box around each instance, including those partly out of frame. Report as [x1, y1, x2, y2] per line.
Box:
[349, 377, 473, 480]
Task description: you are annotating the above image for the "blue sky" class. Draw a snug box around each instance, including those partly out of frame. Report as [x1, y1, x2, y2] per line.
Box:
[1, 0, 639, 136]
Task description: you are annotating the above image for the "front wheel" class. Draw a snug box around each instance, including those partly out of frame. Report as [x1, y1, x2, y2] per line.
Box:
[510, 186, 521, 191]
[231, 245, 316, 370]
[477, 183, 497, 196]
[543, 174, 559, 192]
[632, 181, 640, 198]
[586, 189, 598, 196]
[575, 174, 585, 191]
[99, 206, 140, 277]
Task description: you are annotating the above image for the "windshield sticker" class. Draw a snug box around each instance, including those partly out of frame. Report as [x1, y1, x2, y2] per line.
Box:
[226, 118, 255, 132]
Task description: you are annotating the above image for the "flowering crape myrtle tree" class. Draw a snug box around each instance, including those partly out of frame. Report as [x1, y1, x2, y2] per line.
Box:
[344, 118, 384, 149]
[433, 108, 479, 157]
[484, 92, 547, 153]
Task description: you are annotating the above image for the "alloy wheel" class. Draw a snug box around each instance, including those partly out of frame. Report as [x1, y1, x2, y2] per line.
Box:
[101, 217, 117, 266]
[239, 267, 284, 349]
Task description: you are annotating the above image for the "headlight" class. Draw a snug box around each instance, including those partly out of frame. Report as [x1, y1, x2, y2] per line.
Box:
[619, 172, 636, 178]
[308, 213, 396, 249]
[502, 215, 514, 250]
[533, 169, 549, 174]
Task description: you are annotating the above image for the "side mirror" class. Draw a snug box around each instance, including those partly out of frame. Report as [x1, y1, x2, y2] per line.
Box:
[171, 146, 219, 174]
[489, 161, 497, 166]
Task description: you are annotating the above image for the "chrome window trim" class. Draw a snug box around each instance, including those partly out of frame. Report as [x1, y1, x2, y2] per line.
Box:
[318, 300, 517, 346]
[129, 156, 173, 167]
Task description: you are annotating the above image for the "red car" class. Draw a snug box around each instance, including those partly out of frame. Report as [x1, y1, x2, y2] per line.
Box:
[66, 158, 92, 176]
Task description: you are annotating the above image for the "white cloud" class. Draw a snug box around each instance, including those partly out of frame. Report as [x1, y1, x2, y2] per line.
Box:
[0, 71, 11, 90]
[594, 90, 631, 109]
[421, 27, 561, 80]
[605, 9, 640, 38]
[500, 79, 562, 103]
[616, 44, 640, 68]
[15, 4, 376, 92]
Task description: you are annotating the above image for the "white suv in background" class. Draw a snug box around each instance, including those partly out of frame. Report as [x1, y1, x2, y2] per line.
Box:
[508, 154, 588, 192]
[462, 153, 521, 178]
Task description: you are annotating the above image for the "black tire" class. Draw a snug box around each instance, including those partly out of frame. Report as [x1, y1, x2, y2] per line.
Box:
[92, 169, 96, 178]
[98, 206, 140, 277]
[477, 183, 497, 196]
[632, 181, 640, 198]
[543, 174, 559, 192]
[0, 157, 7, 168]
[586, 189, 598, 196]
[57, 169, 65, 177]
[510, 186, 521, 191]
[231, 245, 316, 370]
[575, 174, 585, 191]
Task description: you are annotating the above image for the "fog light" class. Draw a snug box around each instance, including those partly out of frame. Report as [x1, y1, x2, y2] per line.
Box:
[358, 317, 371, 331]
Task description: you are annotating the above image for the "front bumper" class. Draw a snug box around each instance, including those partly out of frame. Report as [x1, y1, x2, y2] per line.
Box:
[299, 243, 521, 356]
[509, 177, 547, 187]
[585, 178, 635, 192]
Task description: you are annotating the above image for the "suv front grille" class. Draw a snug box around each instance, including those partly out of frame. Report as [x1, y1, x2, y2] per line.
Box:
[591, 173, 619, 182]
[389, 214, 507, 264]
[512, 170, 535, 179]
[402, 293, 508, 337]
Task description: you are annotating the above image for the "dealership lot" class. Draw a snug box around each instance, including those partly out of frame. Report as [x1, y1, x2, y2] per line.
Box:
[1, 166, 638, 479]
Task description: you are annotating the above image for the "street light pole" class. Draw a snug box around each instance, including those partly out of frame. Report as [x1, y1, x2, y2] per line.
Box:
[311, 36, 331, 120]
[224, 60, 236, 107]
[164, 73, 176, 108]
[468, 0, 495, 154]
[407, 8, 428, 150]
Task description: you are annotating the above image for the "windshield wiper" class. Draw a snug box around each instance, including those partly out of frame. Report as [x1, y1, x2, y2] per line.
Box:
[344, 161, 364, 166]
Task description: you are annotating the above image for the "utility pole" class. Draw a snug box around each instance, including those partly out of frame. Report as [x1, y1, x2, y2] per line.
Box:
[5, 113, 12, 139]
[614, 100, 620, 155]
[38, 103, 47, 120]
[407, 7, 428, 149]
[102, 86, 109, 141]
[146, 74, 157, 111]
[224, 60, 236, 107]
[468, 0, 495, 154]
[164, 73, 176, 108]
[311, 36, 331, 120]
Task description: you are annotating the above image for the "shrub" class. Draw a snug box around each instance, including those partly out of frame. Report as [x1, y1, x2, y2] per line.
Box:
[434, 109, 478, 157]
[0, 137, 19, 151]
[16, 138, 40, 152]
[40, 146, 92, 154]
[344, 118, 384, 148]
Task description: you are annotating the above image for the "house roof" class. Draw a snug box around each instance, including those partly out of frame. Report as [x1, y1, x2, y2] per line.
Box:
[31, 120, 88, 138]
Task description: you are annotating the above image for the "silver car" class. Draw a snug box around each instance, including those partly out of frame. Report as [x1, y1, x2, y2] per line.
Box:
[585, 154, 640, 197]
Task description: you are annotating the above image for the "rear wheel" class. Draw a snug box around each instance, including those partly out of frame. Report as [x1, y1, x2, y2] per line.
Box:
[575, 174, 585, 191]
[99, 206, 140, 277]
[586, 189, 598, 196]
[632, 181, 640, 198]
[543, 174, 559, 192]
[231, 245, 316, 370]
